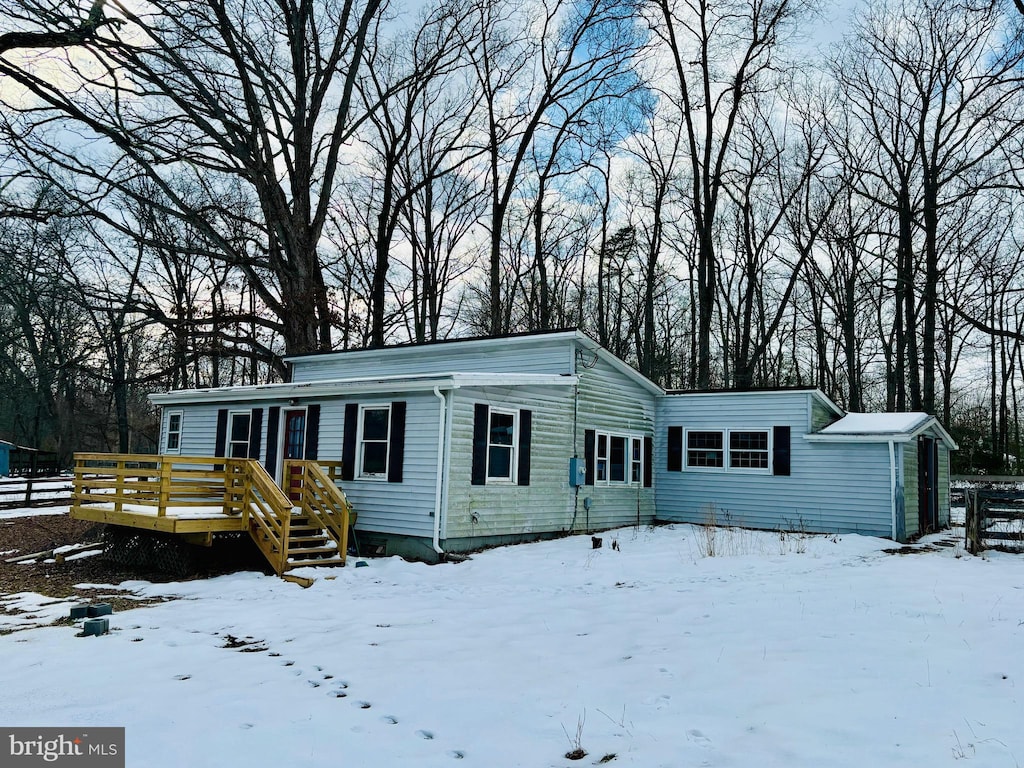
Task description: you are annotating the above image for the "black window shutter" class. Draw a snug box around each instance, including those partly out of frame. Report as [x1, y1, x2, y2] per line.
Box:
[304, 404, 320, 461]
[388, 401, 406, 483]
[584, 429, 595, 485]
[667, 426, 683, 471]
[248, 408, 263, 460]
[517, 409, 532, 486]
[471, 403, 489, 485]
[644, 436, 653, 488]
[214, 409, 228, 457]
[773, 426, 791, 476]
[342, 403, 358, 481]
[265, 406, 280, 479]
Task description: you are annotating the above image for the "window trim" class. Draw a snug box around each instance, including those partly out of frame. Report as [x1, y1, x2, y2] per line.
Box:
[486, 407, 519, 483]
[356, 403, 391, 480]
[227, 410, 253, 459]
[592, 430, 644, 487]
[165, 410, 183, 454]
[683, 428, 772, 474]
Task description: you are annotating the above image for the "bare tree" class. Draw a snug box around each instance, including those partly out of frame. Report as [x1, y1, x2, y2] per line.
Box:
[652, 0, 811, 388]
[468, 0, 643, 335]
[0, 0, 390, 360]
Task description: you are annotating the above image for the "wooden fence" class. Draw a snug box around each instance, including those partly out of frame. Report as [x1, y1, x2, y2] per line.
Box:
[964, 489, 1024, 554]
[0, 475, 79, 509]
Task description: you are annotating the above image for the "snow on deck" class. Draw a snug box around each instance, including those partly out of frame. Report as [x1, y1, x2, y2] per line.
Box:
[85, 502, 233, 519]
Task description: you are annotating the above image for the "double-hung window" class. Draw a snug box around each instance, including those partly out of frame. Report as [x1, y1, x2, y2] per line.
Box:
[686, 431, 724, 468]
[228, 411, 253, 458]
[592, 431, 643, 486]
[729, 431, 769, 470]
[165, 411, 183, 454]
[358, 405, 391, 478]
[487, 409, 517, 481]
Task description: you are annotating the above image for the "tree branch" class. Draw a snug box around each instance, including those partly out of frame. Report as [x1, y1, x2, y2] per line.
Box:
[0, 0, 115, 54]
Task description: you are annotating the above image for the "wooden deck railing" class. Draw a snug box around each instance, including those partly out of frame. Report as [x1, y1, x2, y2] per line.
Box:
[73, 453, 232, 515]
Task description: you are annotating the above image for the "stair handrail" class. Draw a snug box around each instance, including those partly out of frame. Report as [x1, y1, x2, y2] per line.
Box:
[297, 461, 351, 565]
[229, 459, 293, 575]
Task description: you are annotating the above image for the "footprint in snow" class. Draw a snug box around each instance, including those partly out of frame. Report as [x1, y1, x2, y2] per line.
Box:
[355, 701, 372, 709]
[687, 729, 712, 747]
[174, 674, 191, 681]
[448, 750, 465, 759]
[381, 715, 398, 725]
[307, 680, 321, 688]
[416, 730, 434, 741]
[643, 694, 671, 710]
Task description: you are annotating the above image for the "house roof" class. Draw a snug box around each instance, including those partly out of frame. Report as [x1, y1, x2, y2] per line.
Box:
[150, 372, 580, 406]
[662, 387, 845, 418]
[283, 327, 584, 361]
[807, 412, 958, 449]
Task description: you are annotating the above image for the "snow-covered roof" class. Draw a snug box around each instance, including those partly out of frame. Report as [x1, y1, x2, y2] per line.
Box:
[820, 412, 930, 435]
[808, 412, 958, 449]
[150, 372, 579, 406]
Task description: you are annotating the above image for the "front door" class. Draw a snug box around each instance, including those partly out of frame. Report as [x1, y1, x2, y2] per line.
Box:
[918, 436, 939, 534]
[283, 409, 306, 500]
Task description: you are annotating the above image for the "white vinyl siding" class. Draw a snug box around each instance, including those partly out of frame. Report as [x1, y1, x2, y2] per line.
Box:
[445, 386, 574, 540]
[574, 355, 656, 530]
[290, 336, 574, 382]
[657, 391, 893, 537]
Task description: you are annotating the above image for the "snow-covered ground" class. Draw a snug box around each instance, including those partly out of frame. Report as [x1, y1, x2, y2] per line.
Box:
[2, 524, 1023, 767]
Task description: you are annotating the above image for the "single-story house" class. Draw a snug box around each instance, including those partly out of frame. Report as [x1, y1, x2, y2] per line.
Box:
[147, 329, 956, 560]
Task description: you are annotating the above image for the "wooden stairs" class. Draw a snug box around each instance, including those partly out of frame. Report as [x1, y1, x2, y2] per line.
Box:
[236, 459, 353, 576]
[248, 511, 350, 571]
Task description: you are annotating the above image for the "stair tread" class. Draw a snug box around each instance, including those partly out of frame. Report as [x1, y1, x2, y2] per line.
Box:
[288, 544, 339, 555]
[287, 557, 346, 568]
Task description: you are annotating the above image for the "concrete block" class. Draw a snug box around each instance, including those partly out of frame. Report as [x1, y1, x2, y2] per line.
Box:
[82, 618, 109, 636]
[69, 605, 90, 620]
[87, 603, 113, 617]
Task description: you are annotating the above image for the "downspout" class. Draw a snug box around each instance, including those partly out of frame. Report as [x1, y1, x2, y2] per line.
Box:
[888, 440, 898, 542]
[432, 387, 448, 555]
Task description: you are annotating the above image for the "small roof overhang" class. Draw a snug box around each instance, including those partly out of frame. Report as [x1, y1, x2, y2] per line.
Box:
[806, 412, 958, 450]
[149, 372, 579, 406]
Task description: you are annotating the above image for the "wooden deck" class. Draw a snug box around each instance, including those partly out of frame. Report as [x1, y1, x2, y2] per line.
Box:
[71, 453, 352, 575]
